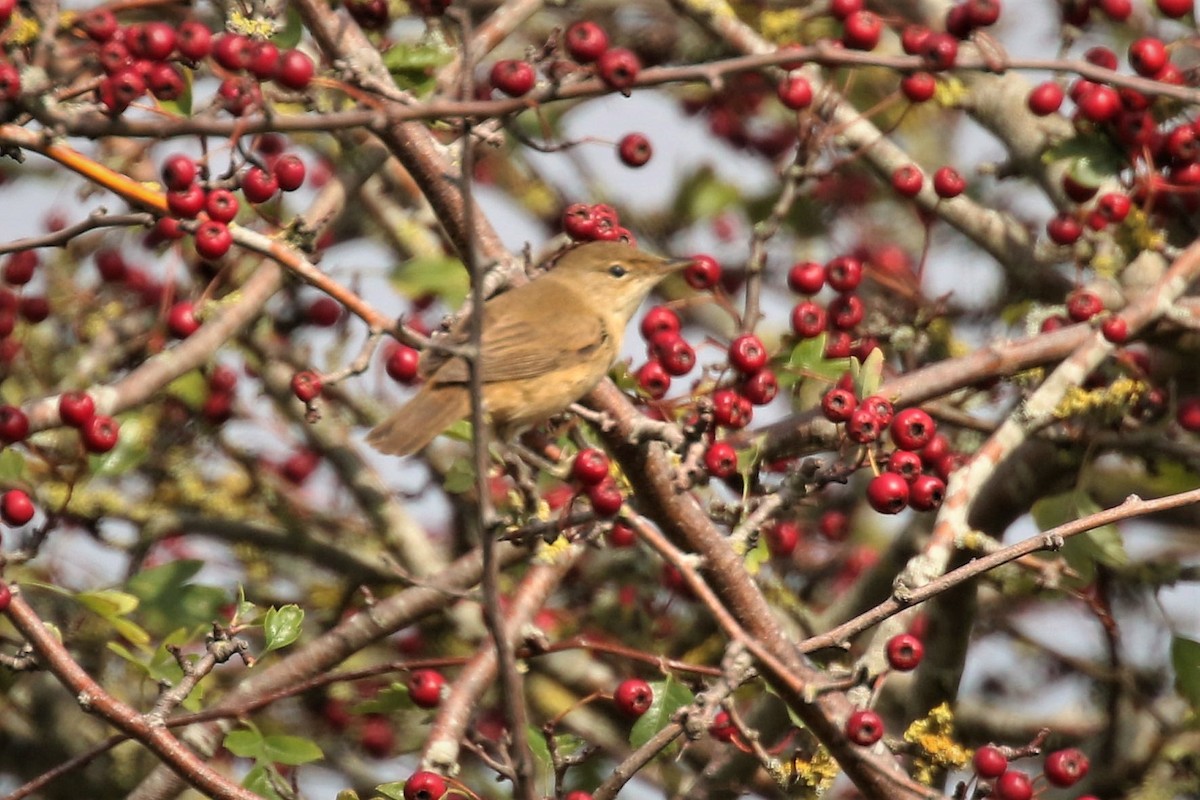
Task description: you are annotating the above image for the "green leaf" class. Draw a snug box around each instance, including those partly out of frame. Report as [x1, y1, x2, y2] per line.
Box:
[1171, 637, 1200, 712]
[270, 6, 303, 49]
[350, 682, 412, 714]
[0, 447, 25, 481]
[782, 335, 849, 387]
[127, 560, 226, 635]
[242, 764, 284, 800]
[526, 725, 553, 787]
[671, 167, 740, 222]
[630, 677, 694, 750]
[259, 734, 323, 765]
[389, 256, 469, 307]
[262, 605, 304, 653]
[107, 615, 152, 649]
[1030, 490, 1128, 585]
[77, 588, 139, 618]
[854, 347, 884, 398]
[383, 41, 456, 73]
[166, 370, 209, 411]
[235, 585, 258, 624]
[224, 728, 265, 759]
[375, 782, 407, 800]
[443, 454, 476, 494]
[107, 642, 153, 676]
[1043, 135, 1126, 186]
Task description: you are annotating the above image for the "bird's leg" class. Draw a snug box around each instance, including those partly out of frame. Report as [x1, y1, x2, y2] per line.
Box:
[568, 402, 615, 432]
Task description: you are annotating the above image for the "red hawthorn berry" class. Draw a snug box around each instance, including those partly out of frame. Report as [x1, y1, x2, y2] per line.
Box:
[128, 21, 176, 61]
[0, 405, 29, 443]
[572, 448, 610, 486]
[685, 254, 721, 290]
[1077, 85, 1121, 123]
[212, 34, 252, 71]
[402, 772, 447, 800]
[82, 414, 120, 453]
[59, 391, 96, 428]
[1155, 0, 1192, 18]
[842, 11, 882, 51]
[291, 370, 322, 403]
[1097, 192, 1131, 223]
[711, 389, 752, 428]
[972, 745, 1008, 779]
[777, 75, 813, 110]
[825, 256, 863, 293]
[922, 33, 959, 70]
[1044, 747, 1089, 787]
[901, 72, 936, 103]
[636, 360, 670, 399]
[765, 520, 800, 557]
[791, 301, 827, 338]
[306, 297, 341, 327]
[273, 154, 307, 191]
[161, 154, 198, 192]
[901, 25, 932, 55]
[1046, 212, 1082, 245]
[867, 472, 909, 514]
[3, 251, 37, 285]
[176, 20, 213, 61]
[596, 47, 640, 93]
[1, 489, 34, 526]
[385, 344, 420, 383]
[204, 188, 239, 223]
[562, 202, 597, 241]
[828, 294, 864, 330]
[821, 387, 857, 423]
[80, 8, 118, 42]
[890, 407, 936, 450]
[276, 49, 315, 90]
[241, 167, 279, 203]
[406, 669, 446, 709]
[1101, 315, 1128, 344]
[708, 710, 737, 742]
[146, 63, 184, 101]
[891, 165, 924, 198]
[613, 678, 653, 718]
[640, 306, 680, 340]
[607, 522, 636, 547]
[166, 301, 200, 338]
[564, 20, 609, 64]
[887, 449, 924, 482]
[965, 0, 1002, 26]
[845, 709, 883, 745]
[166, 184, 205, 218]
[862, 396, 894, 428]
[705, 441, 738, 478]
[909, 474, 946, 511]
[490, 59, 535, 97]
[617, 133, 652, 167]
[346, 0, 390, 29]
[818, 509, 849, 540]
[194, 220, 233, 260]
[280, 449, 320, 484]
[885, 633, 924, 670]
[1066, 290, 1103, 322]
[788, 261, 825, 294]
[1027, 81, 1064, 116]
[994, 771, 1033, 800]
[741, 368, 779, 405]
[1129, 37, 1168, 77]
[587, 476, 623, 517]
[932, 166, 966, 198]
[360, 715, 395, 758]
[847, 406, 882, 443]
[728, 333, 768, 374]
[829, 0, 863, 19]
[652, 332, 696, 376]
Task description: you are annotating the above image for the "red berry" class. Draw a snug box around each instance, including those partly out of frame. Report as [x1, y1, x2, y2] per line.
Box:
[0, 405, 29, 443]
[1, 489, 34, 525]
[932, 166, 966, 199]
[1097, 192, 1131, 223]
[1129, 38, 1168, 78]
[994, 771, 1033, 800]
[741, 368, 779, 405]
[194, 220, 233, 260]
[95, 249, 127, 282]
[1066, 290, 1103, 322]
[821, 387, 857, 423]
[146, 63, 185, 101]
[564, 20, 609, 64]
[3, 251, 37, 286]
[965, 0, 1002, 26]
[1047, 212, 1082, 245]
[711, 389, 752, 429]
[636, 360, 670, 399]
[705, 441, 738, 478]
[205, 189, 239, 223]
[614, 678, 653, 718]
[407, 669, 445, 709]
[618, 133, 652, 167]
[972, 745, 1008, 779]
[867, 472, 909, 514]
[863, 395, 893, 427]
[708, 710, 737, 741]
[829, 0, 863, 19]
[360, 715, 394, 757]
[276, 49, 315, 90]
[640, 306, 680, 340]
[596, 47, 640, 92]
[1044, 748, 1089, 787]
[901, 72, 936, 103]
[82, 414, 120, 453]
[166, 301, 200, 338]
[1156, 0, 1192, 18]
[729, 334, 768, 374]
[1100, 315, 1128, 344]
[825, 256, 863, 293]
[847, 406, 882, 443]
[587, 476, 623, 517]
[652, 332, 696, 376]
[1077, 85, 1120, 123]
[766, 520, 800, 557]
[828, 294, 864, 330]
[891, 165, 924, 198]
[922, 33, 959, 70]
[490, 59, 535, 97]
[213, 34, 252, 71]
[607, 522, 636, 547]
[1098, 0, 1133, 21]
[890, 407, 936, 450]
[562, 202, 597, 241]
[787, 261, 825, 294]
[685, 254, 721, 290]
[901, 25, 932, 55]
[281, 449, 320, 484]
[885, 633, 924, 670]
[346, 0, 390, 29]
[128, 22, 176, 61]
[273, 154, 307, 191]
[291, 370, 322, 402]
[161, 154, 198, 192]
[842, 11, 882, 50]
[887, 449, 923, 482]
[167, 184, 205, 218]
[80, 9, 118, 42]
[1027, 81, 1064, 116]
[572, 448, 610, 486]
[385, 344, 421, 383]
[306, 297, 341, 327]
[59, 391, 96, 428]
[818, 509, 850, 540]
[777, 75, 813, 110]
[176, 21, 213, 61]
[845, 709, 883, 745]
[791, 301, 827, 338]
[909, 474, 946, 511]
[403, 771, 446, 800]
[241, 167, 279, 203]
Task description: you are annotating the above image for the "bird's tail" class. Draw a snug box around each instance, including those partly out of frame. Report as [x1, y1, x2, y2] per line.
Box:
[366, 385, 470, 456]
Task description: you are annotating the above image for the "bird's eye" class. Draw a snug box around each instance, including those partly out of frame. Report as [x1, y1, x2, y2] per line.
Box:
[608, 264, 627, 278]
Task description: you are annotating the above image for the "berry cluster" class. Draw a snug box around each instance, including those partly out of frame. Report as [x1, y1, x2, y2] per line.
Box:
[970, 744, 1091, 800]
[489, 19, 641, 99]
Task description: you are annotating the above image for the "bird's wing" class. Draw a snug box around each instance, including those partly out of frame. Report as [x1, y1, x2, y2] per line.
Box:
[431, 287, 609, 385]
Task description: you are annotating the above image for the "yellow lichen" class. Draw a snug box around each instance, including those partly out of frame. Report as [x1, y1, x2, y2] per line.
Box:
[9, 14, 40, 47]
[534, 535, 574, 565]
[904, 703, 971, 784]
[227, 11, 278, 40]
[1054, 376, 1145, 420]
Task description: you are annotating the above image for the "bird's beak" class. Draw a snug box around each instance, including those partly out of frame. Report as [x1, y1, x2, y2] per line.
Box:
[662, 256, 694, 272]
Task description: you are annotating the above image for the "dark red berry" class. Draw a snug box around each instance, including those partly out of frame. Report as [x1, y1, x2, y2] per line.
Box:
[867, 472, 909, 514]
[1129, 37, 1168, 77]
[640, 306, 680, 340]
[291, 370, 322, 402]
[890, 407, 936, 450]
[385, 344, 420, 383]
[205, 189, 239, 223]
[847, 406, 882, 443]
[1044, 748, 1089, 787]
[777, 75, 813, 110]
[1047, 212, 1082, 245]
[1100, 315, 1128, 343]
[972, 745, 1008, 779]
[564, 20, 609, 64]
[932, 166, 966, 199]
[887, 449, 923, 483]
[276, 49, 315, 90]
[273, 154, 307, 191]
[1027, 81, 1064, 116]
[1156, 0, 1192, 18]
[652, 332, 696, 376]
[59, 391, 95, 428]
[863, 396, 893, 427]
[82, 414, 119, 453]
[705, 441, 738, 478]
[572, 448, 610, 486]
[194, 220, 233, 260]
[826, 256, 863, 293]
[596, 47, 640, 93]
[128, 22, 176, 61]
[0, 405, 29, 443]
[791, 301, 827, 338]
[685, 254, 721, 290]
[842, 11, 882, 51]
[80, 9, 118, 42]
[994, 771, 1033, 800]
[587, 476, 623, 517]
[403, 770, 446, 800]
[711, 388, 752, 429]
[1077, 85, 1120, 123]
[613, 678, 653, 718]
[729, 333, 768, 374]
[885, 633, 924, 670]
[490, 59, 535, 97]
[1066, 290, 1103, 322]
[3, 251, 37, 286]
[709, 710, 737, 742]
[146, 63, 185, 101]
[213, 34, 252, 71]
[829, 0, 863, 19]
[161, 154, 198, 192]
[176, 21, 213, 61]
[909, 474, 945, 511]
[241, 167, 279, 203]
[818, 509, 849, 540]
[1, 489, 34, 525]
[0, 582, 9, 611]
[828, 294, 864, 330]
[636, 360, 670, 399]
[922, 33, 959, 70]
[900, 72, 936, 103]
[618, 133, 652, 167]
[821, 387, 857, 423]
[741, 369, 779, 405]
[845, 709, 883, 745]
[788, 261, 825, 294]
[766, 520, 800, 557]
[166, 301, 200, 338]
[307, 297, 341, 327]
[167, 184, 205, 218]
[607, 522, 636, 547]
[407, 669, 445, 709]
[900, 25, 932, 55]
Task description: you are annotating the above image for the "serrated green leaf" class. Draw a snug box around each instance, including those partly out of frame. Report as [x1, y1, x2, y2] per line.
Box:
[242, 764, 284, 800]
[630, 677, 694, 750]
[259, 734, 323, 765]
[390, 256, 469, 308]
[375, 782, 407, 800]
[262, 605, 303, 653]
[0, 447, 25, 481]
[77, 589, 140, 618]
[1171, 636, 1200, 712]
[166, 370, 209, 410]
[350, 683, 412, 715]
[224, 728, 265, 759]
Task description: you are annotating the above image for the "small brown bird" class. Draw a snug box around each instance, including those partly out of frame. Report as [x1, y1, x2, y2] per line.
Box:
[367, 241, 691, 456]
